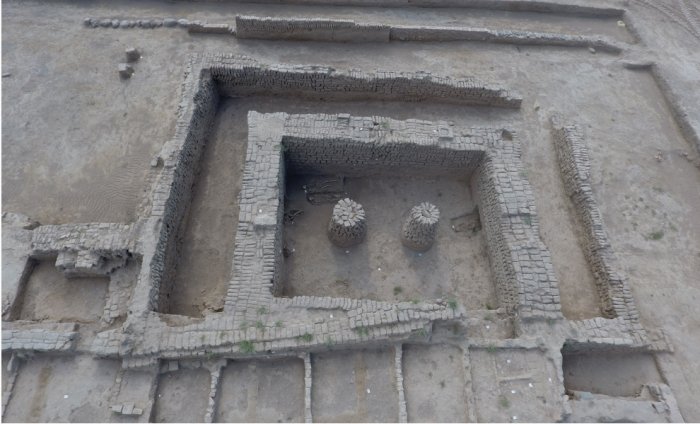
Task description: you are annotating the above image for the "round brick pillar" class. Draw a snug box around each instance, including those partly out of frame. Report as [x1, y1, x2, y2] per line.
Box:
[327, 198, 367, 247]
[401, 202, 439, 252]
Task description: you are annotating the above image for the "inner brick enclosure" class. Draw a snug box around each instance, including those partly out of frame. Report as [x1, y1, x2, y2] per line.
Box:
[280, 121, 497, 309]
[151, 55, 524, 317]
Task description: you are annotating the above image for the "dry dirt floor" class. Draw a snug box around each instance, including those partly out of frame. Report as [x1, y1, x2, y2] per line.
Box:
[2, 0, 700, 421]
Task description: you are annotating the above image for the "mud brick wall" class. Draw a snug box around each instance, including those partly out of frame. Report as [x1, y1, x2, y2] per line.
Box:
[205, 53, 522, 108]
[132, 60, 220, 317]
[474, 140, 562, 320]
[224, 112, 287, 319]
[2, 322, 78, 353]
[282, 114, 488, 177]
[550, 117, 641, 325]
[235, 16, 390, 42]
[31, 223, 138, 256]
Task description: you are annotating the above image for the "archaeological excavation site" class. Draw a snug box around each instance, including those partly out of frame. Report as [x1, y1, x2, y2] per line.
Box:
[2, 0, 699, 422]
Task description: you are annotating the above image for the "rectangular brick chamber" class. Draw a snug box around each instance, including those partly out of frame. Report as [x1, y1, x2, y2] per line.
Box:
[146, 54, 522, 318]
[280, 114, 498, 310]
[147, 54, 561, 323]
[230, 110, 561, 320]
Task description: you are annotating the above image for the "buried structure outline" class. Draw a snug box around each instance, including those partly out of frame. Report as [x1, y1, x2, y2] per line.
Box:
[1, 53, 683, 422]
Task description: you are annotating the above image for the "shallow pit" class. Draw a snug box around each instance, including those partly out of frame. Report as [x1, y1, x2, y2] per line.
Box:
[563, 350, 664, 397]
[165, 100, 247, 317]
[17, 258, 109, 322]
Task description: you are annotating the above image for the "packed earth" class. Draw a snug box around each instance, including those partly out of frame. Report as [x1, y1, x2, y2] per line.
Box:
[2, 0, 699, 422]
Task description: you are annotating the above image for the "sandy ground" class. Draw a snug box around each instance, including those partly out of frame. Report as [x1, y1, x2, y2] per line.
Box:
[216, 358, 305, 422]
[18, 259, 109, 322]
[3, 0, 700, 421]
[284, 175, 496, 310]
[3, 355, 121, 423]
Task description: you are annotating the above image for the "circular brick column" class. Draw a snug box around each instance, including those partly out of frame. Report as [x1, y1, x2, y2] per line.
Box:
[401, 202, 440, 252]
[327, 198, 367, 247]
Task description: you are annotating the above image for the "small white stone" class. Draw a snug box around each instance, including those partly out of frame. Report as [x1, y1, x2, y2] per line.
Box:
[63, 394, 69, 399]
[511, 390, 517, 394]
[485, 325, 490, 329]
[506, 359, 511, 364]
[548, 378, 552, 383]
[528, 383, 534, 388]
[377, 267, 381, 271]
[330, 314, 333, 318]
[367, 388, 371, 394]
[512, 416, 518, 421]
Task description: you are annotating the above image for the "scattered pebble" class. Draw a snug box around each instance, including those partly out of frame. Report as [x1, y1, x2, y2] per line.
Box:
[528, 383, 534, 388]
[511, 389, 517, 394]
[164, 18, 177, 27]
[63, 394, 69, 399]
[588, 47, 596, 54]
[617, 20, 626, 27]
[366, 388, 371, 394]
